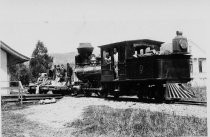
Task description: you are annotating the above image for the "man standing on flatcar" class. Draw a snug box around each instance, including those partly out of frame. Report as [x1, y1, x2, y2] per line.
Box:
[113, 48, 118, 79]
[48, 65, 54, 80]
[60, 64, 66, 82]
[66, 63, 73, 86]
[55, 65, 61, 82]
[52, 65, 57, 80]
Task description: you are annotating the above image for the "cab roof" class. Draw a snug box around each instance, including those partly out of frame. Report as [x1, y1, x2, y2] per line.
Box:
[98, 39, 164, 49]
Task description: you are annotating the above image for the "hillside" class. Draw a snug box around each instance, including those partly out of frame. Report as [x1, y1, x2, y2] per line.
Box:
[50, 52, 76, 65]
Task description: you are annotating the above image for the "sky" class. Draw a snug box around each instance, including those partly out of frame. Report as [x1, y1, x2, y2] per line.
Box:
[0, 0, 210, 57]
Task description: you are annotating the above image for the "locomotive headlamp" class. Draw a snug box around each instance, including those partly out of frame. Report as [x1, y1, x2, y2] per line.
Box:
[179, 39, 188, 49]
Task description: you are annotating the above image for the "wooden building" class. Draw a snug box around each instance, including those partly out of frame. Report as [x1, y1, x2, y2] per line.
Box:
[0, 41, 30, 95]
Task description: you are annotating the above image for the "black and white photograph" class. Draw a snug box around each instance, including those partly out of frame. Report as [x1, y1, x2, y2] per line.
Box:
[0, 0, 208, 136]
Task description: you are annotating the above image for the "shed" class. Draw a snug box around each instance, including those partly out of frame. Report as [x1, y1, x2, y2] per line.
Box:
[0, 41, 30, 94]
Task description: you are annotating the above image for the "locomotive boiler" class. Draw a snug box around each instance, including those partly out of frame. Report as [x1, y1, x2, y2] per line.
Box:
[73, 43, 102, 96]
[73, 31, 195, 101]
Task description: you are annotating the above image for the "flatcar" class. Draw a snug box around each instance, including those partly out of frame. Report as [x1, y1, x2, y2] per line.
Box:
[28, 73, 70, 95]
[73, 31, 195, 101]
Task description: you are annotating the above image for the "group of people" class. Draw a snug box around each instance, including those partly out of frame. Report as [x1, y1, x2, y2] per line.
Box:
[104, 48, 119, 80]
[35, 63, 73, 94]
[103, 47, 158, 80]
[132, 48, 159, 58]
[48, 63, 73, 85]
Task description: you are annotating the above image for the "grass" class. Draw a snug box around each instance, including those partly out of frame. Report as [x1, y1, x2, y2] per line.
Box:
[1, 103, 72, 137]
[193, 86, 207, 102]
[2, 103, 41, 137]
[1, 92, 207, 137]
[2, 111, 30, 137]
[1, 102, 28, 111]
[65, 105, 207, 137]
[183, 86, 207, 102]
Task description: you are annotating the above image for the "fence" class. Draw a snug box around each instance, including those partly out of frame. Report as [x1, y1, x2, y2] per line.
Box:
[0, 81, 24, 104]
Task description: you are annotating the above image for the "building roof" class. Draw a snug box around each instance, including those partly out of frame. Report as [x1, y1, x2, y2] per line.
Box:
[98, 39, 164, 49]
[0, 41, 30, 65]
[188, 40, 206, 58]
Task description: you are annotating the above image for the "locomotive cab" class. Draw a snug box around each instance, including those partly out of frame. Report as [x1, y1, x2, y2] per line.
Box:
[100, 39, 163, 82]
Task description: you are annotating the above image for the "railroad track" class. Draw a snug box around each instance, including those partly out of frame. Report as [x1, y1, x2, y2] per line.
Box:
[2, 93, 206, 107]
[174, 100, 207, 106]
[1, 94, 64, 103]
[104, 96, 207, 106]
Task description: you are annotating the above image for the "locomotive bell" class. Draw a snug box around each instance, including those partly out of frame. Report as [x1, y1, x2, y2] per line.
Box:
[77, 43, 94, 57]
[172, 31, 188, 53]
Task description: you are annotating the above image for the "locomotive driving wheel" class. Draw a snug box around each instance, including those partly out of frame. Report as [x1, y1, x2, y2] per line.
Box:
[98, 89, 108, 98]
[137, 85, 148, 100]
[153, 84, 165, 102]
[99, 83, 109, 98]
[84, 90, 92, 97]
[113, 91, 120, 99]
[83, 81, 92, 97]
[113, 83, 121, 99]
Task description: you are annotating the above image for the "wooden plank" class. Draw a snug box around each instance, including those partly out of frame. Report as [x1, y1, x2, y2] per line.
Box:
[1, 87, 20, 90]
[23, 94, 62, 96]
[1, 94, 63, 103]
[24, 96, 63, 100]
[2, 99, 19, 102]
[1, 95, 19, 99]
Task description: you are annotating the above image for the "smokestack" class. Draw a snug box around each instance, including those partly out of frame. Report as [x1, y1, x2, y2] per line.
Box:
[77, 43, 94, 57]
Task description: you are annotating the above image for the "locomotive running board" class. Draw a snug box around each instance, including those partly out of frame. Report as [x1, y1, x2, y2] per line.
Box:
[166, 83, 196, 99]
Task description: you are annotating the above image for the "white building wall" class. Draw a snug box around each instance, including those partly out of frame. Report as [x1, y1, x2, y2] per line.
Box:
[189, 41, 206, 87]
[0, 49, 10, 95]
[191, 58, 207, 87]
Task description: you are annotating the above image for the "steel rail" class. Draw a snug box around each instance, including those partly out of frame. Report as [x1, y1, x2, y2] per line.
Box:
[173, 100, 207, 106]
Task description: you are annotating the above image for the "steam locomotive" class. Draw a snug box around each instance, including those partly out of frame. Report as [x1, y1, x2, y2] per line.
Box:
[73, 31, 195, 101]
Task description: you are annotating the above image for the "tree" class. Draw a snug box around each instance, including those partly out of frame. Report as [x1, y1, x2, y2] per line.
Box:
[29, 41, 53, 81]
[9, 63, 31, 85]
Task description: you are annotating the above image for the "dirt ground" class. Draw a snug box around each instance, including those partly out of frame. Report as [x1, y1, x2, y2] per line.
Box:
[13, 96, 207, 130]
